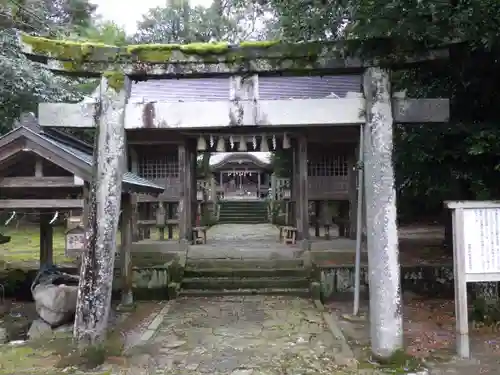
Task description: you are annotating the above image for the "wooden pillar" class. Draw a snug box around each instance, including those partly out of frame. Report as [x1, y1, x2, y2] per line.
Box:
[188, 141, 196, 240]
[348, 151, 358, 239]
[119, 192, 133, 307]
[296, 135, 309, 243]
[291, 145, 298, 224]
[130, 194, 139, 242]
[156, 202, 166, 240]
[35, 156, 43, 177]
[82, 183, 90, 227]
[39, 213, 53, 266]
[314, 201, 320, 237]
[257, 172, 261, 198]
[179, 140, 195, 241]
[178, 142, 188, 240]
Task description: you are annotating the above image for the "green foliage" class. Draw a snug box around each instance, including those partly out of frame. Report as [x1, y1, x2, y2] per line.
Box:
[0, 0, 98, 135]
[103, 71, 125, 92]
[268, 0, 500, 220]
[270, 149, 292, 178]
[133, 0, 273, 44]
[0, 29, 83, 135]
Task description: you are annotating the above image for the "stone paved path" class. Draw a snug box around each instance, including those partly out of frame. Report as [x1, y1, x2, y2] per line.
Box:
[126, 295, 347, 374]
[188, 224, 302, 259]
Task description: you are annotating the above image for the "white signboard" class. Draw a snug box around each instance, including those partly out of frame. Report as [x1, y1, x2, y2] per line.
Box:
[462, 208, 500, 275]
[446, 201, 500, 360]
[65, 228, 86, 258]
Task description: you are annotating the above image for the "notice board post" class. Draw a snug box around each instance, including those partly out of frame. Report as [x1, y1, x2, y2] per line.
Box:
[445, 201, 500, 359]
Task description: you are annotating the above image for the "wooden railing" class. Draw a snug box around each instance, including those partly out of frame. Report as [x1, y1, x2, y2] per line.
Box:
[135, 202, 179, 241]
[197, 178, 216, 201]
[270, 175, 291, 200]
[308, 176, 349, 200]
[270, 174, 350, 201]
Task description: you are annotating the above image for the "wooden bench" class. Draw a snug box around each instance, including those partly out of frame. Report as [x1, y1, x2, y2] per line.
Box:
[192, 226, 207, 245]
[280, 225, 297, 245]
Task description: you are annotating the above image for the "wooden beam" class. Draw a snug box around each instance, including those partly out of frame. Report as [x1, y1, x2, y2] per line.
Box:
[34, 155, 43, 177]
[119, 193, 134, 307]
[296, 135, 309, 242]
[38, 98, 449, 129]
[178, 143, 187, 240]
[0, 199, 84, 209]
[39, 215, 53, 266]
[0, 176, 79, 188]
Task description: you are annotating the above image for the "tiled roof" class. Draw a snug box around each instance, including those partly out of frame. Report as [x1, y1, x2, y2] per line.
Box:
[37, 131, 164, 192]
[210, 152, 271, 170]
[1, 125, 164, 193]
[129, 75, 362, 103]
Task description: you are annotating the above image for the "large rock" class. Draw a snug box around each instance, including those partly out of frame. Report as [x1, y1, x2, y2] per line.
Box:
[27, 319, 52, 339]
[0, 327, 7, 344]
[27, 319, 73, 340]
[32, 284, 78, 327]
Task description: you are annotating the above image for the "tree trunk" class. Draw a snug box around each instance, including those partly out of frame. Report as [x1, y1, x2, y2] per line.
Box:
[201, 152, 211, 178]
[73, 76, 128, 347]
[363, 67, 403, 358]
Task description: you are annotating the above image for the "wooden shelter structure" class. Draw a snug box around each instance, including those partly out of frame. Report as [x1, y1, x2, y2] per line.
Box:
[210, 153, 272, 199]
[0, 113, 164, 266]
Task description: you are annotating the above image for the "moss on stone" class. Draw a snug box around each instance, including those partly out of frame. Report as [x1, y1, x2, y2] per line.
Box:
[103, 71, 125, 92]
[126, 42, 231, 62]
[21, 33, 115, 63]
[239, 40, 280, 49]
[20, 32, 324, 65]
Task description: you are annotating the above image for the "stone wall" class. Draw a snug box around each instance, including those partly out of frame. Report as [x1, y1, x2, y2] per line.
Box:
[0, 248, 187, 301]
[318, 264, 455, 301]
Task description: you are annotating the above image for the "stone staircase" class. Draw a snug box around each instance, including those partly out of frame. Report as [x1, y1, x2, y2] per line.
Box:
[218, 200, 268, 224]
[180, 258, 311, 297]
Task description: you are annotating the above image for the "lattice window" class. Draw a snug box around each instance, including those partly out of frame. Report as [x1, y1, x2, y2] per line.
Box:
[138, 152, 179, 179]
[308, 154, 349, 177]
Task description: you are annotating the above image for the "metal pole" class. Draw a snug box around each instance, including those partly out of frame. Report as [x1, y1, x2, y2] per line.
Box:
[353, 124, 364, 316]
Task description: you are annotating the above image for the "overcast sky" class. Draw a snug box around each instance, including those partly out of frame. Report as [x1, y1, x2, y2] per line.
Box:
[90, 0, 271, 162]
[91, 0, 213, 34]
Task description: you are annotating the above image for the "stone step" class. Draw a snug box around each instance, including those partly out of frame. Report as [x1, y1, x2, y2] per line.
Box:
[219, 210, 268, 215]
[218, 213, 268, 218]
[181, 276, 310, 290]
[220, 201, 267, 206]
[185, 258, 304, 269]
[184, 267, 309, 278]
[220, 204, 267, 211]
[218, 201, 269, 224]
[217, 219, 268, 224]
[219, 212, 267, 217]
[179, 287, 310, 297]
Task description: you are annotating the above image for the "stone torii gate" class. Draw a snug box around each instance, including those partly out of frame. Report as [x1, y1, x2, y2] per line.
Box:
[21, 33, 450, 354]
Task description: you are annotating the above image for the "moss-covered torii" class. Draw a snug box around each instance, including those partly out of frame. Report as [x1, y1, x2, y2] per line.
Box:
[22, 31, 451, 359]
